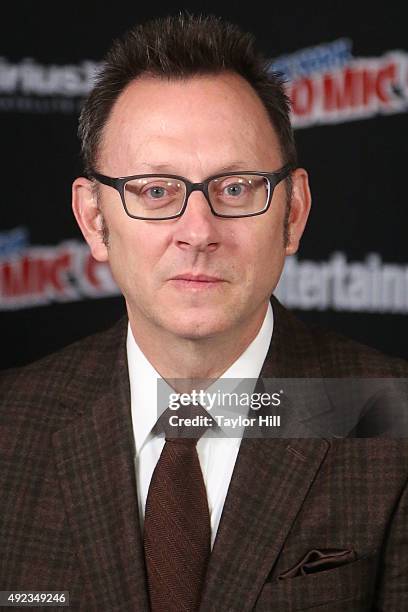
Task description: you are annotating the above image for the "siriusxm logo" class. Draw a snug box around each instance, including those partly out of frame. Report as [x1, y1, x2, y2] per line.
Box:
[0, 57, 102, 113]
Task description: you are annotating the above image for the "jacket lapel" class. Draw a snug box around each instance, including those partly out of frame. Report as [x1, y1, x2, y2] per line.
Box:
[52, 321, 149, 611]
[200, 437, 329, 611]
[200, 296, 332, 611]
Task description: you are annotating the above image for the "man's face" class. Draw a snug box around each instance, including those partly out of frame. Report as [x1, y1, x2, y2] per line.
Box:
[73, 72, 310, 342]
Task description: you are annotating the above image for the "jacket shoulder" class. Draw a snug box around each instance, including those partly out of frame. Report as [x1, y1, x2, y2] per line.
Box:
[310, 324, 408, 377]
[270, 296, 408, 378]
[0, 317, 128, 421]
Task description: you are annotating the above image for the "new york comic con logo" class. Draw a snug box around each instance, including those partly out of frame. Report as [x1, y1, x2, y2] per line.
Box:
[0, 39, 407, 123]
[0, 228, 119, 309]
[270, 38, 408, 127]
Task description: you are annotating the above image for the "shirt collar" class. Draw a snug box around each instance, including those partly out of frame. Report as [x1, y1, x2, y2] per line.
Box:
[127, 302, 274, 454]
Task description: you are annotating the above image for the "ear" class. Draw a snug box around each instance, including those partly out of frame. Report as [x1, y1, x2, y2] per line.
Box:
[72, 177, 108, 262]
[285, 167, 312, 255]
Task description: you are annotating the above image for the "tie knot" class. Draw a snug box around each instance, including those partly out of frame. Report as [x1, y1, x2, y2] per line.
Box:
[153, 402, 214, 441]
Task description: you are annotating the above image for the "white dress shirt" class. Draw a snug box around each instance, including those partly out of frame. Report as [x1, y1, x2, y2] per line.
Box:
[127, 302, 273, 548]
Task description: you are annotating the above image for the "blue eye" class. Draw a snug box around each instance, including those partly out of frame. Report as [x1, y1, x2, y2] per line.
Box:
[225, 184, 244, 196]
[148, 186, 166, 198]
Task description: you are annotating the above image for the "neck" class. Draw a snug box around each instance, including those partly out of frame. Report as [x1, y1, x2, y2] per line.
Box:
[127, 304, 268, 382]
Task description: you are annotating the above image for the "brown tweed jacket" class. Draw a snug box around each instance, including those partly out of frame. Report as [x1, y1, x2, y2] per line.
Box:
[1, 296, 407, 611]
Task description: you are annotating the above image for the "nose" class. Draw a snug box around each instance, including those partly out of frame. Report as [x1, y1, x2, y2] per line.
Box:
[173, 189, 221, 253]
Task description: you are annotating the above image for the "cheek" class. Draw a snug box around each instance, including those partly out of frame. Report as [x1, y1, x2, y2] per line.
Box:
[246, 219, 285, 261]
[107, 223, 168, 284]
[113, 217, 165, 254]
[244, 221, 286, 284]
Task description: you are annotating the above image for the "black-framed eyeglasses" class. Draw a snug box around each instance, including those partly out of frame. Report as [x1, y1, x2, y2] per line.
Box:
[90, 164, 292, 220]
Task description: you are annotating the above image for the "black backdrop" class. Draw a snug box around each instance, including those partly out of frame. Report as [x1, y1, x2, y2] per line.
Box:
[1, 1, 407, 370]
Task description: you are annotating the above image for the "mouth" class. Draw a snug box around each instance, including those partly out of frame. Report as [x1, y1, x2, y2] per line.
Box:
[168, 273, 225, 290]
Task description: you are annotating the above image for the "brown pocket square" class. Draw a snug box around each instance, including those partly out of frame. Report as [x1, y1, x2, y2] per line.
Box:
[278, 548, 356, 580]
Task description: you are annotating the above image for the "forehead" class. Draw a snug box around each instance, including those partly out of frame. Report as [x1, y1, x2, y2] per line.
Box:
[98, 72, 282, 176]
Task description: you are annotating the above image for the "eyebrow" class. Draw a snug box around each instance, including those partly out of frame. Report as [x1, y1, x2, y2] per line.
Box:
[136, 161, 255, 175]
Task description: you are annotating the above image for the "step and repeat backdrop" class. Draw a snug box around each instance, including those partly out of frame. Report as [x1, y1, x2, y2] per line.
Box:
[1, 2, 406, 369]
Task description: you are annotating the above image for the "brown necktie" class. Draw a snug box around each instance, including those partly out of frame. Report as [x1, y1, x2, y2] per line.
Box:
[143, 405, 211, 612]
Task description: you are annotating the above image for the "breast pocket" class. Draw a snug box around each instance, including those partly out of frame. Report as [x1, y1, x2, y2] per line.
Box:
[254, 553, 378, 611]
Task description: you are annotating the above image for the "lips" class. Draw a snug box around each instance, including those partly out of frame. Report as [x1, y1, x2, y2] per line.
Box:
[170, 274, 222, 282]
[168, 273, 225, 289]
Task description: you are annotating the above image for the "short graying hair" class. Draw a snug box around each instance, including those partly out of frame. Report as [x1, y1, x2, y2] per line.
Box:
[78, 12, 297, 177]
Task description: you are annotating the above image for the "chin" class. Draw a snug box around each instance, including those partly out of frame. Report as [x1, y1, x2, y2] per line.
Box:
[163, 313, 229, 340]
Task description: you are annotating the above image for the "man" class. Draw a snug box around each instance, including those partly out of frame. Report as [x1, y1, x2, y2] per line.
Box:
[1, 13, 407, 612]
